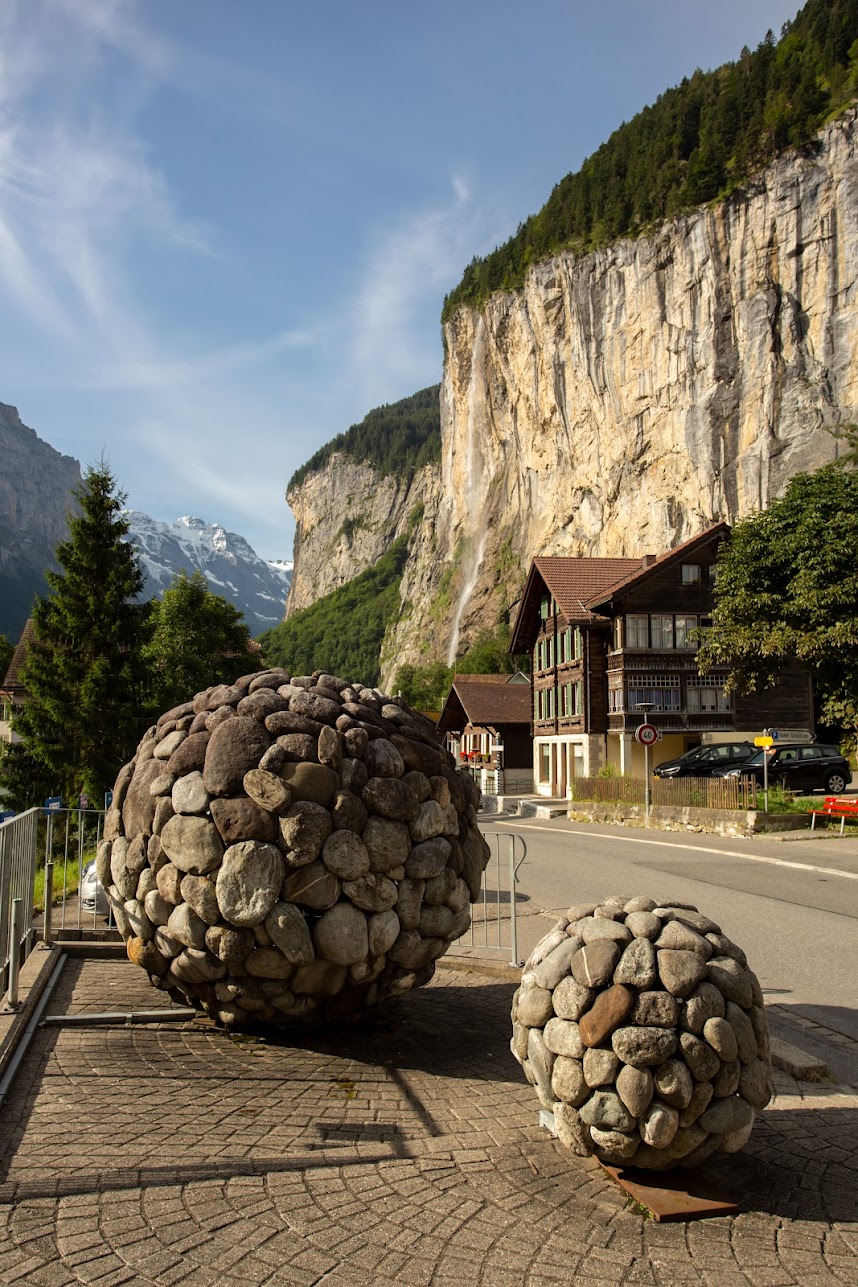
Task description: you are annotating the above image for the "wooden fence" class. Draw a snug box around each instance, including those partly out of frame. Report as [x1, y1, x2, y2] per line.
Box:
[570, 774, 758, 811]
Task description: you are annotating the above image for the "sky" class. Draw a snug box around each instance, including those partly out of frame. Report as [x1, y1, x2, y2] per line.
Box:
[0, 0, 803, 563]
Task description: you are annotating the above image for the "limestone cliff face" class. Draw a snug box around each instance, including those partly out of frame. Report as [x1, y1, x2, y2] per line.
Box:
[287, 112, 858, 688]
[285, 455, 434, 616]
[0, 403, 81, 639]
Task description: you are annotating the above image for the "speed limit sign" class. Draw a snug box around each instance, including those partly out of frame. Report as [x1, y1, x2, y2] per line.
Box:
[635, 723, 658, 746]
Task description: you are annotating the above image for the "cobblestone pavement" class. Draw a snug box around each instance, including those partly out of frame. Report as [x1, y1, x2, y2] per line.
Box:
[0, 958, 856, 1287]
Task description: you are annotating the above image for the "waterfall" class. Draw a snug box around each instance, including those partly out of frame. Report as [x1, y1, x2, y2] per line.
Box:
[446, 318, 488, 667]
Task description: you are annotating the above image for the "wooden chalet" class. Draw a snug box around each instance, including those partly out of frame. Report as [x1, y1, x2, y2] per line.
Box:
[436, 673, 533, 794]
[509, 525, 813, 797]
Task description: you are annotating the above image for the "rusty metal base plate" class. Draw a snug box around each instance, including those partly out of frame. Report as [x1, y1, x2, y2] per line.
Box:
[598, 1160, 741, 1222]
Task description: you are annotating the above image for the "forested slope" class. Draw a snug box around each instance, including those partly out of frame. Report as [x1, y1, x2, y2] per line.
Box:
[443, 0, 858, 318]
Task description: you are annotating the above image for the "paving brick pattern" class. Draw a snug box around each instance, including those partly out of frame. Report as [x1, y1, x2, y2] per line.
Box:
[0, 958, 855, 1286]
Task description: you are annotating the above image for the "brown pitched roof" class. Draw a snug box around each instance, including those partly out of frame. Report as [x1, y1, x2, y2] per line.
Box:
[509, 523, 733, 652]
[585, 522, 730, 607]
[436, 674, 532, 734]
[1, 618, 36, 693]
[535, 556, 642, 623]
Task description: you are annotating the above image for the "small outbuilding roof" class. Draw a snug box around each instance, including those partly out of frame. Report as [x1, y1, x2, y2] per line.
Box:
[436, 673, 532, 735]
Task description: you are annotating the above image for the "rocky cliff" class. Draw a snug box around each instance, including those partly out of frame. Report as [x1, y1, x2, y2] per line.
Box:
[286, 456, 434, 616]
[0, 403, 81, 640]
[286, 111, 858, 688]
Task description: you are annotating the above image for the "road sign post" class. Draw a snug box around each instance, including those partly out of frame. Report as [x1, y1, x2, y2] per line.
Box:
[754, 734, 774, 812]
[634, 722, 658, 827]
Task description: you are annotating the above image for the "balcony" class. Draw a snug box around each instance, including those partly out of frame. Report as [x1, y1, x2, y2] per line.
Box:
[607, 712, 733, 733]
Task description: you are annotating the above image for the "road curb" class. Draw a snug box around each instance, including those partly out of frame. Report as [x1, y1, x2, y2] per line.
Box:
[0, 947, 63, 1084]
[770, 1034, 829, 1081]
[437, 956, 522, 982]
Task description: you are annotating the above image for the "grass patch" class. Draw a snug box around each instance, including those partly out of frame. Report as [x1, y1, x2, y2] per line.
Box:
[33, 853, 92, 912]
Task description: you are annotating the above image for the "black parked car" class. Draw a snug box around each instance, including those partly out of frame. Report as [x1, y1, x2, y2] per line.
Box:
[713, 743, 852, 794]
[653, 742, 755, 779]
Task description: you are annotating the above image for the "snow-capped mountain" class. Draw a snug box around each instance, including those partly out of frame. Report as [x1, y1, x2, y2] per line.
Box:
[125, 512, 292, 635]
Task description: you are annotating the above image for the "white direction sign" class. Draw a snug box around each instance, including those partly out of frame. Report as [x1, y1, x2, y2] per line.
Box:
[768, 728, 814, 743]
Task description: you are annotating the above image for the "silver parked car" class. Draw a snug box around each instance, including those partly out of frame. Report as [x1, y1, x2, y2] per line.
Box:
[79, 859, 110, 916]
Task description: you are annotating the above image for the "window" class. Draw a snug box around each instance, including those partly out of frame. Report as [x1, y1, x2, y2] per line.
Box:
[627, 675, 681, 712]
[687, 677, 731, 713]
[682, 563, 702, 585]
[707, 565, 718, 585]
[650, 615, 674, 649]
[536, 636, 554, 670]
[538, 744, 551, 782]
[574, 627, 582, 659]
[799, 747, 822, 761]
[560, 680, 582, 717]
[558, 629, 567, 664]
[608, 674, 623, 712]
[535, 687, 556, 720]
[675, 616, 697, 649]
[613, 618, 622, 651]
[539, 594, 550, 621]
[625, 614, 649, 648]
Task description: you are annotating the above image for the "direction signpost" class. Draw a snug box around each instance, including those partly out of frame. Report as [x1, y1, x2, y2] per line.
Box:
[635, 721, 659, 827]
[754, 732, 774, 812]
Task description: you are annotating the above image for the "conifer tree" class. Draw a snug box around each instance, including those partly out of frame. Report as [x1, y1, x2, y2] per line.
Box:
[3, 462, 151, 806]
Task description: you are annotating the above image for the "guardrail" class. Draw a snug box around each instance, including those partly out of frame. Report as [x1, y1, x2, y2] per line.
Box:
[461, 830, 527, 965]
[1, 807, 106, 1009]
[0, 809, 40, 1008]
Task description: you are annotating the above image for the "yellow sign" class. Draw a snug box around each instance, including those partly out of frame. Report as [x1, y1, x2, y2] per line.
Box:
[754, 735, 774, 748]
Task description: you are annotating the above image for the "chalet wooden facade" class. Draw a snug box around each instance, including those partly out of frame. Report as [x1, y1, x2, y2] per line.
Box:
[436, 673, 533, 794]
[509, 525, 814, 797]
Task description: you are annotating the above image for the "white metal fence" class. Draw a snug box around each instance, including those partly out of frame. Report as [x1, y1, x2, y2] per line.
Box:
[461, 830, 528, 965]
[1, 806, 106, 1008]
[0, 809, 39, 1006]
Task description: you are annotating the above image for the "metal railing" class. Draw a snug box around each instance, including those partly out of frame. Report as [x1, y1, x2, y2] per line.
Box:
[460, 830, 527, 965]
[569, 774, 758, 811]
[1, 807, 106, 1008]
[0, 809, 39, 1007]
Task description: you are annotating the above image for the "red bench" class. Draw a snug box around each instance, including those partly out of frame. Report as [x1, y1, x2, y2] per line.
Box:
[809, 796, 858, 834]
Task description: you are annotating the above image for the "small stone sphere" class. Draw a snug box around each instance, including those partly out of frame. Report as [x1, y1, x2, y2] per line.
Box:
[511, 897, 772, 1170]
[101, 670, 490, 1028]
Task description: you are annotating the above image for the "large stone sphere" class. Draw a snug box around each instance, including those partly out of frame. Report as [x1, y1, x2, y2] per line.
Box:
[511, 896, 773, 1170]
[99, 669, 490, 1028]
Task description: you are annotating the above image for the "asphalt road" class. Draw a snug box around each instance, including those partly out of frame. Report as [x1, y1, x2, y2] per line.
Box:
[479, 816, 858, 1066]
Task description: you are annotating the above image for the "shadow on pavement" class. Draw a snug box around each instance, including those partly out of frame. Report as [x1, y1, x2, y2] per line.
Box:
[715, 1103, 858, 1223]
[265, 979, 521, 1083]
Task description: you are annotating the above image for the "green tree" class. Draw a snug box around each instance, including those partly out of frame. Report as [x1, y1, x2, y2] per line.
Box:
[394, 625, 531, 711]
[394, 661, 453, 710]
[145, 570, 262, 712]
[1, 462, 151, 807]
[258, 537, 409, 685]
[698, 465, 858, 739]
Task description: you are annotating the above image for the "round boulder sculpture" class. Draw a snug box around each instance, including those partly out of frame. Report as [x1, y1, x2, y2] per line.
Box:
[99, 669, 490, 1028]
[511, 897, 773, 1170]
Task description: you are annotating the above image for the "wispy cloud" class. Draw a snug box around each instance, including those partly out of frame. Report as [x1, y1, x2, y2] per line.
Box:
[346, 177, 478, 408]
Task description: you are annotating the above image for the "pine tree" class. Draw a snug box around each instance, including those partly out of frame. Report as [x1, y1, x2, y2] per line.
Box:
[3, 462, 151, 806]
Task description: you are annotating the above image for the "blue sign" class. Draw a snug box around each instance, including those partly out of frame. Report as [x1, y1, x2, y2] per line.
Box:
[44, 795, 62, 815]
[104, 789, 113, 809]
[0, 810, 15, 824]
